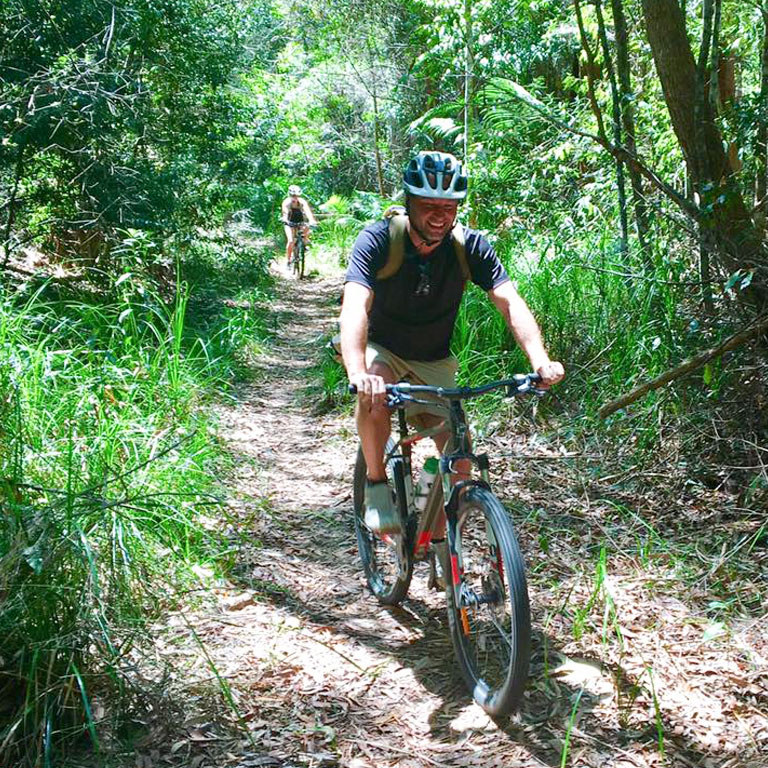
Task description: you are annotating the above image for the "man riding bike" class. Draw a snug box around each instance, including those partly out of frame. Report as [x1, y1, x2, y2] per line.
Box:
[339, 150, 564, 535]
[281, 185, 318, 268]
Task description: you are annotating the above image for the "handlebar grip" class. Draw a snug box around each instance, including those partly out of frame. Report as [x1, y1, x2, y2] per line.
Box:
[348, 384, 358, 395]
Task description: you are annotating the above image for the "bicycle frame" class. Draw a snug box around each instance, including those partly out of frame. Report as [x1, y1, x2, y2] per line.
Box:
[287, 220, 313, 277]
[384, 396, 492, 562]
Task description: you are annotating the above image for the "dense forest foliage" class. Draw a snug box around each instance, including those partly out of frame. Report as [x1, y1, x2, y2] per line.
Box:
[1, 0, 767, 764]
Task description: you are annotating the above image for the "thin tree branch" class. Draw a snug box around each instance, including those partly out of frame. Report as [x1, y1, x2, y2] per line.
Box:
[573, 0, 608, 142]
[599, 313, 768, 418]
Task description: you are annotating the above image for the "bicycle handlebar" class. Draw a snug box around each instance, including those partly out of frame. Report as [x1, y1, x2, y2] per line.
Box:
[348, 373, 544, 401]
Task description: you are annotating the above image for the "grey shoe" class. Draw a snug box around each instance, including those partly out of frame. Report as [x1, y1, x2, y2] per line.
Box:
[364, 480, 401, 535]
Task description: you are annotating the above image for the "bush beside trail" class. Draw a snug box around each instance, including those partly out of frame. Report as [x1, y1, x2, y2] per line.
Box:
[0, 233, 274, 765]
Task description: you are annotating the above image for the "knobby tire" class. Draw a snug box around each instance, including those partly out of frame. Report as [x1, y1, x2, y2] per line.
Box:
[446, 486, 531, 716]
[353, 440, 413, 604]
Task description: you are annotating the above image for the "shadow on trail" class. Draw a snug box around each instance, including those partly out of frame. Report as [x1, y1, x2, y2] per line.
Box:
[231, 530, 725, 768]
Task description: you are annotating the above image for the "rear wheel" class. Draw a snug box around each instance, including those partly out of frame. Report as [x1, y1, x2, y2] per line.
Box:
[353, 440, 412, 604]
[445, 486, 531, 716]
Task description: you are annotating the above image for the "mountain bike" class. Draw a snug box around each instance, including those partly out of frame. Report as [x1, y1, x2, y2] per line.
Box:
[286, 221, 310, 278]
[350, 374, 545, 716]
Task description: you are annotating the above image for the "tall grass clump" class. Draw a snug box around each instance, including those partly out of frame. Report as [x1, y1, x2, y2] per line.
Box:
[0, 240, 271, 765]
[181, 231, 276, 374]
[453, 223, 695, 431]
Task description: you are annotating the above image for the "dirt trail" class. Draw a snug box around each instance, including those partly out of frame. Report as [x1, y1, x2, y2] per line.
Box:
[207, 270, 552, 768]
[157, 268, 767, 768]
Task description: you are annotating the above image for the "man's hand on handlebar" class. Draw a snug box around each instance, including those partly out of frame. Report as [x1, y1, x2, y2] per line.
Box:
[348, 371, 388, 410]
[535, 361, 565, 388]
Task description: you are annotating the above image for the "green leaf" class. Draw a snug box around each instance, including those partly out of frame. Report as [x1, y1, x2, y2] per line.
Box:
[702, 621, 727, 641]
[23, 543, 44, 575]
[724, 270, 743, 292]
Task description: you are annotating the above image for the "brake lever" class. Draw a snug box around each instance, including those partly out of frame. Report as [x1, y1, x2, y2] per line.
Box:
[386, 392, 408, 408]
[505, 375, 547, 398]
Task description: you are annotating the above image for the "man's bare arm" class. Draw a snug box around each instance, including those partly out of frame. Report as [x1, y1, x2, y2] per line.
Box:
[340, 282, 372, 376]
[339, 282, 387, 406]
[489, 281, 564, 385]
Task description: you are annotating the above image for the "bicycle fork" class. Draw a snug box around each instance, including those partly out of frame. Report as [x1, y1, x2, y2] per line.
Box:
[441, 453, 499, 635]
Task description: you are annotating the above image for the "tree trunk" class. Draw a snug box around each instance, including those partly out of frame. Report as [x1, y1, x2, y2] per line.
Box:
[697, 0, 717, 313]
[641, 0, 767, 307]
[464, 0, 478, 226]
[757, 11, 768, 221]
[698, 0, 724, 315]
[463, 0, 473, 164]
[595, 0, 629, 260]
[2, 143, 25, 271]
[371, 89, 386, 198]
[574, 0, 608, 142]
[708, 0, 722, 111]
[611, 0, 650, 259]
[699, 232, 715, 314]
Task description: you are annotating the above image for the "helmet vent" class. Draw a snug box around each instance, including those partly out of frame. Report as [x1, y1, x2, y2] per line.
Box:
[402, 151, 468, 200]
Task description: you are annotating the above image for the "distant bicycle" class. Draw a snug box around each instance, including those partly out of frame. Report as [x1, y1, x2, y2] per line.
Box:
[349, 374, 545, 716]
[285, 221, 313, 278]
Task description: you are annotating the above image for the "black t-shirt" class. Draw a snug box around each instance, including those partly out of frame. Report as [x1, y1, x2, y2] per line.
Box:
[345, 220, 509, 360]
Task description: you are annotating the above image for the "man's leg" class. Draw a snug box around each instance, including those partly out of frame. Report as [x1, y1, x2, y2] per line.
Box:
[356, 360, 396, 482]
[356, 360, 402, 534]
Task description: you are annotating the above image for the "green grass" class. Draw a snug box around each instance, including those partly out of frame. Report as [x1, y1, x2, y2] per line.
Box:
[560, 686, 584, 767]
[0, 234, 274, 766]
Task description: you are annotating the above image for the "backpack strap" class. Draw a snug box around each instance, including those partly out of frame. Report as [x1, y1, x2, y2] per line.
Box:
[376, 212, 408, 280]
[450, 222, 471, 282]
[376, 213, 471, 282]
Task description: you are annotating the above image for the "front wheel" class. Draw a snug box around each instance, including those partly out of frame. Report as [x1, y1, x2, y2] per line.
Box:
[293, 235, 305, 278]
[353, 440, 413, 604]
[445, 486, 531, 716]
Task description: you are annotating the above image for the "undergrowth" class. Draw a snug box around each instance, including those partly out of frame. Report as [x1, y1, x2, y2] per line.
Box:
[313, 216, 767, 493]
[0, 232, 273, 766]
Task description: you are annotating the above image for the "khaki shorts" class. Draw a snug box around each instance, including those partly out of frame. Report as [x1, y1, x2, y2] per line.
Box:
[366, 342, 458, 427]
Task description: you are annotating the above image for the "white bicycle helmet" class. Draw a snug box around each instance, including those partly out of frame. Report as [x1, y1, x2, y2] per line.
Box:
[403, 151, 468, 200]
[288, 185, 302, 196]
